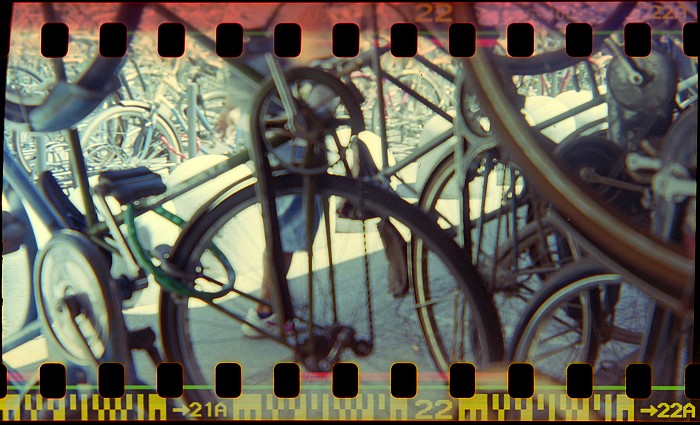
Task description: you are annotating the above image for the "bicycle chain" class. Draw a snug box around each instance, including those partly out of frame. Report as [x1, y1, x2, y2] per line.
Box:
[361, 211, 375, 344]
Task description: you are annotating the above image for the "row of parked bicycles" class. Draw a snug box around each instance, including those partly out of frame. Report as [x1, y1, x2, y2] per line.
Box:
[2, 1, 697, 420]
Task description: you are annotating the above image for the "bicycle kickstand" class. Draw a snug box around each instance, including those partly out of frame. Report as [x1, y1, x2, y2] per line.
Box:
[128, 327, 165, 365]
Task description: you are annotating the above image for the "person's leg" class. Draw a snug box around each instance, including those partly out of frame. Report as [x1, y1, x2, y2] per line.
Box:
[241, 249, 295, 338]
[2, 211, 26, 255]
[257, 249, 294, 315]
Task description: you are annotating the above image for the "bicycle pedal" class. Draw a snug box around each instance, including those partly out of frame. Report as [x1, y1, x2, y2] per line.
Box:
[114, 274, 146, 302]
[128, 327, 166, 365]
[128, 327, 157, 350]
[336, 200, 380, 221]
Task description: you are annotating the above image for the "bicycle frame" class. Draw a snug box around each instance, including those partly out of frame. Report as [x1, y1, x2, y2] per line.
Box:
[2, 141, 65, 353]
[3, 0, 289, 355]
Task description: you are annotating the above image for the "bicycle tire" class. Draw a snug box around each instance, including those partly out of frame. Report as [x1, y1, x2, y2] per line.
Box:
[416, 149, 578, 345]
[9, 130, 39, 175]
[508, 258, 660, 384]
[159, 173, 504, 406]
[455, 3, 694, 304]
[79, 102, 183, 172]
[10, 130, 79, 178]
[34, 230, 133, 370]
[508, 255, 694, 412]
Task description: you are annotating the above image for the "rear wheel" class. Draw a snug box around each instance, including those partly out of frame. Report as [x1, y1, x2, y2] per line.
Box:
[159, 173, 504, 407]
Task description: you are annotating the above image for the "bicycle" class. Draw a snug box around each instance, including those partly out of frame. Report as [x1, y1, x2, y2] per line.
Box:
[453, 1, 694, 295]
[446, 0, 696, 412]
[509, 106, 696, 414]
[3, 2, 506, 414]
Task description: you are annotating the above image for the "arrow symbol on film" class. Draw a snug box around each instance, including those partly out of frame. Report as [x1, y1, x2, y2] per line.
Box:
[640, 406, 658, 416]
[172, 406, 190, 415]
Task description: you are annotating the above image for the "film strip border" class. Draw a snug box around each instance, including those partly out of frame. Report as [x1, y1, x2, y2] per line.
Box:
[1, 20, 699, 59]
[2, 2, 699, 421]
[2, 362, 700, 401]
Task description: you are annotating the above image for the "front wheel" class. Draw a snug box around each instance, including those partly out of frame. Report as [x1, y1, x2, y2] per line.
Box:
[159, 173, 504, 409]
[509, 258, 654, 386]
[507, 258, 689, 419]
[34, 230, 133, 374]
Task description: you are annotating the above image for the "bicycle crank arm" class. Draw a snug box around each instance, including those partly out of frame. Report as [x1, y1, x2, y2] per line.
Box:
[579, 168, 649, 192]
[626, 152, 662, 173]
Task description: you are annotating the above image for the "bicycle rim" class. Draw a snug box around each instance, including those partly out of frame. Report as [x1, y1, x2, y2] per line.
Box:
[160, 174, 504, 406]
[510, 260, 653, 388]
[80, 104, 182, 173]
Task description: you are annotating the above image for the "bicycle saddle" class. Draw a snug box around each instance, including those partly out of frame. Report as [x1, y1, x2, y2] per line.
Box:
[95, 167, 167, 205]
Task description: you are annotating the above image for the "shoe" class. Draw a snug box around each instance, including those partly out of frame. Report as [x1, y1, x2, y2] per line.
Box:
[241, 308, 295, 338]
[2, 211, 27, 255]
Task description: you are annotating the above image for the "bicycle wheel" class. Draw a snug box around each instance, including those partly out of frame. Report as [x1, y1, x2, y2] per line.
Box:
[416, 149, 578, 346]
[9, 131, 74, 179]
[34, 230, 132, 370]
[509, 258, 654, 387]
[79, 102, 183, 173]
[8, 129, 43, 175]
[159, 173, 504, 407]
[454, 3, 694, 302]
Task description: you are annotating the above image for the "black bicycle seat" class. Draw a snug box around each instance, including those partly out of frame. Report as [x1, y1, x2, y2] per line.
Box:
[95, 167, 167, 205]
